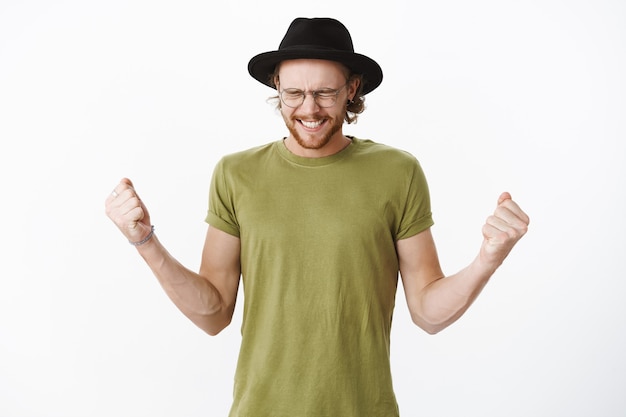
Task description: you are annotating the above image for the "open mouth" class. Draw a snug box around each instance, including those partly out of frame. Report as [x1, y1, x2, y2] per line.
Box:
[298, 119, 325, 129]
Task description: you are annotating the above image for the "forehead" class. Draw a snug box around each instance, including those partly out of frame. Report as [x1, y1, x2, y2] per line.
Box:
[277, 59, 349, 87]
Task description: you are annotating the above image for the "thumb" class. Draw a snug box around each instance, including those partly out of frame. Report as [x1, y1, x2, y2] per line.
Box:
[121, 177, 133, 187]
[497, 191, 512, 206]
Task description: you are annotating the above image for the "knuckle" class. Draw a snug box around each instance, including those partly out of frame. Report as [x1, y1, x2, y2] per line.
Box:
[129, 196, 141, 207]
[496, 230, 510, 242]
[493, 206, 508, 218]
[518, 224, 529, 237]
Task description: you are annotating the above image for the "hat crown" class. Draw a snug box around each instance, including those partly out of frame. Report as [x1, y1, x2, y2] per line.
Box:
[248, 17, 383, 95]
[279, 18, 355, 53]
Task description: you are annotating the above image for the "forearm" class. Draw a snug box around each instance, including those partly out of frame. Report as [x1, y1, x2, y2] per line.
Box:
[135, 234, 231, 335]
[412, 256, 498, 334]
[400, 194, 529, 335]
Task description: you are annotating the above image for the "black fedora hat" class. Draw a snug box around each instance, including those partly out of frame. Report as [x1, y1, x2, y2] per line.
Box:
[248, 17, 383, 95]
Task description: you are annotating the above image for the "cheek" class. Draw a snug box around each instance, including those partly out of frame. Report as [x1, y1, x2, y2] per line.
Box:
[280, 106, 293, 120]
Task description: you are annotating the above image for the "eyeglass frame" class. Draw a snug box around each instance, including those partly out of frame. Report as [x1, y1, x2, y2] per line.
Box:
[277, 82, 350, 108]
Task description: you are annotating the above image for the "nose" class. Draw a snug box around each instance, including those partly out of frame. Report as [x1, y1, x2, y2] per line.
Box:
[300, 92, 320, 112]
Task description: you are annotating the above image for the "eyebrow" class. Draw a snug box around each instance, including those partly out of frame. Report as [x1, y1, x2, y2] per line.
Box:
[278, 81, 348, 91]
[282, 86, 341, 92]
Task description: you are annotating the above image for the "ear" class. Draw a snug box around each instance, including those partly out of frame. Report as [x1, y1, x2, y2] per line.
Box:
[347, 77, 361, 101]
[271, 62, 283, 88]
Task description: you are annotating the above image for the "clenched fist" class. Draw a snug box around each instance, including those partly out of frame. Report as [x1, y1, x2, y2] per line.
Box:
[480, 192, 530, 268]
[105, 178, 153, 244]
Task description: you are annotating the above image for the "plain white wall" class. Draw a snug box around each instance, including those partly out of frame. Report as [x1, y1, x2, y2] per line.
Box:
[1, 0, 625, 416]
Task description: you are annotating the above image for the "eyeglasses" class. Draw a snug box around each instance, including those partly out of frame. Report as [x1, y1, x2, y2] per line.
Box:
[278, 83, 348, 108]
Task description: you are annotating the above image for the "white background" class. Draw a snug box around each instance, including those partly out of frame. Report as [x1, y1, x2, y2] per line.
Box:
[1, 0, 625, 416]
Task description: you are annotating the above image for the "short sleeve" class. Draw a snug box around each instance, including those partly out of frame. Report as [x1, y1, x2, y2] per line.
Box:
[396, 159, 434, 240]
[205, 158, 240, 237]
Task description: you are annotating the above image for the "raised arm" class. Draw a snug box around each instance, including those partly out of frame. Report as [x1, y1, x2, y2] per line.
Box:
[397, 192, 529, 334]
[105, 178, 241, 336]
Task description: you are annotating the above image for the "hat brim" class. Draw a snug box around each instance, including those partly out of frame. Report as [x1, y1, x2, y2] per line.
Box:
[248, 48, 383, 95]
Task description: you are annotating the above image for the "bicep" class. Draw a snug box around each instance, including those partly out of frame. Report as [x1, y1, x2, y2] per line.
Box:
[199, 226, 241, 316]
[396, 228, 444, 310]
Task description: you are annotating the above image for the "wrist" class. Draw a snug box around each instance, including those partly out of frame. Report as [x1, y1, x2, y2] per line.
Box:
[129, 225, 155, 246]
[475, 248, 502, 277]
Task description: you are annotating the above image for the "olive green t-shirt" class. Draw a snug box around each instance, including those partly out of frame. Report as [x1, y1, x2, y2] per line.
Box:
[206, 138, 433, 417]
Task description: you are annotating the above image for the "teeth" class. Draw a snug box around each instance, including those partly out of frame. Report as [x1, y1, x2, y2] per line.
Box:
[300, 120, 323, 129]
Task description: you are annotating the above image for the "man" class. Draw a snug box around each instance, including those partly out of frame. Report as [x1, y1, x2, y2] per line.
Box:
[105, 17, 529, 417]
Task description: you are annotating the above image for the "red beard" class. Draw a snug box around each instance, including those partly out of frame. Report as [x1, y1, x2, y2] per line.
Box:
[282, 112, 344, 150]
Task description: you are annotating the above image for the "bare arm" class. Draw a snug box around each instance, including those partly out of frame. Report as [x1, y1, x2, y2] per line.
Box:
[397, 192, 529, 334]
[105, 178, 241, 336]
